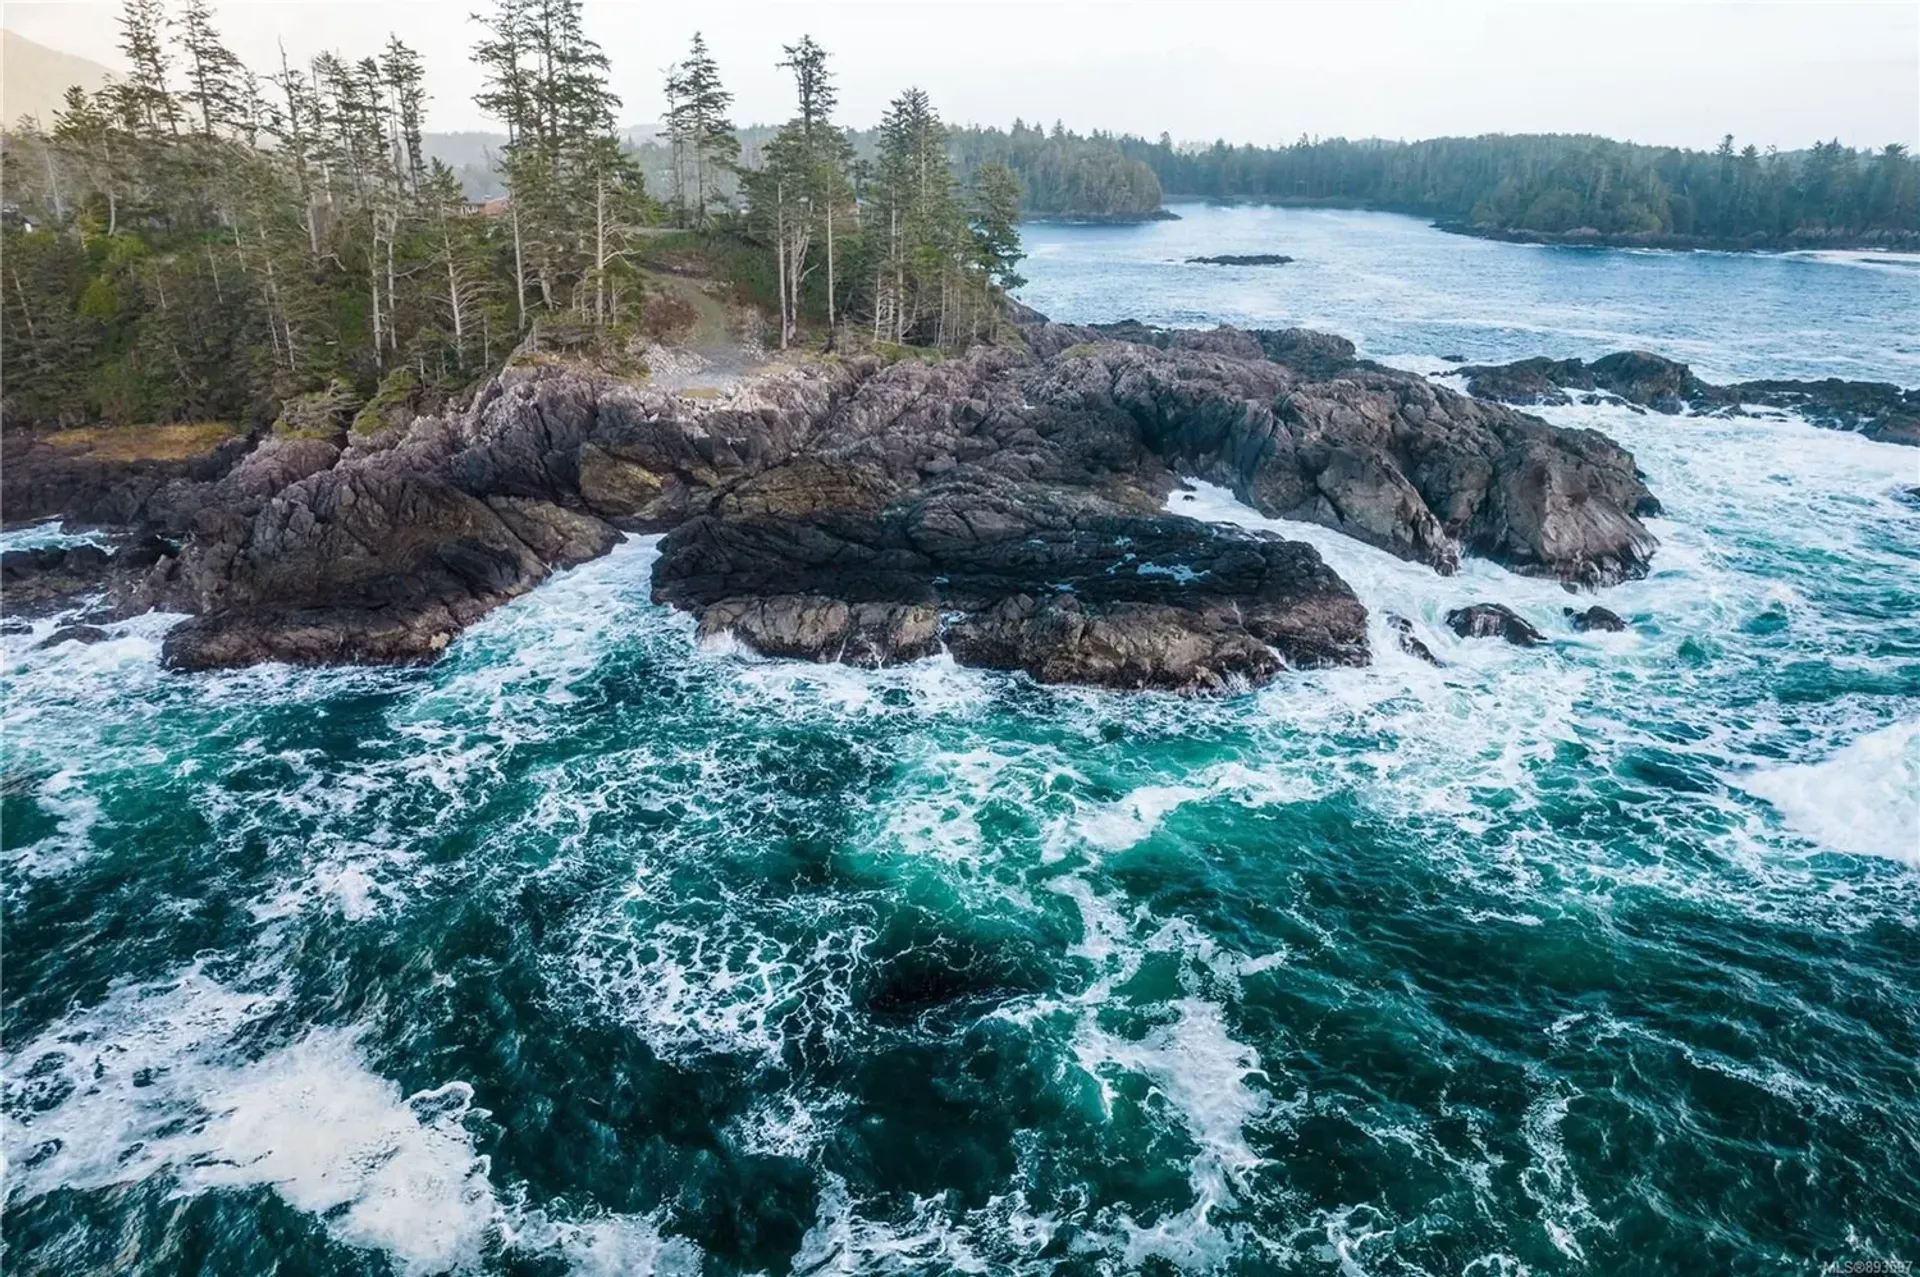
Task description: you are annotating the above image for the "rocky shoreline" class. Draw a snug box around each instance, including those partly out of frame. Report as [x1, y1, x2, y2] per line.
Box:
[1437, 220, 1920, 255]
[1455, 350, 1920, 446]
[3, 306, 1672, 690]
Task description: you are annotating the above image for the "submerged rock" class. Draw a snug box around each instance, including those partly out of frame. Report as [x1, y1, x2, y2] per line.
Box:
[1566, 604, 1628, 632]
[1446, 603, 1546, 646]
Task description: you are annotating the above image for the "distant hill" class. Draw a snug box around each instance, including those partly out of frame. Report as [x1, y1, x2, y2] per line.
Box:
[1, 30, 115, 129]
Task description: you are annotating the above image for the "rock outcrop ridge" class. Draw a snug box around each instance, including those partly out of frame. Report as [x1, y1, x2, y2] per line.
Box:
[3, 308, 1664, 691]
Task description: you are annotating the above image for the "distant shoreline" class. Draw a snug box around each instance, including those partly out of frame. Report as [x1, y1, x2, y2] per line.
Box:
[1143, 195, 1920, 254]
[1024, 209, 1181, 225]
[1435, 220, 1920, 255]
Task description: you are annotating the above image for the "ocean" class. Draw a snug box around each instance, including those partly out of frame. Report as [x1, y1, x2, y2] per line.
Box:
[4, 203, 1918, 1275]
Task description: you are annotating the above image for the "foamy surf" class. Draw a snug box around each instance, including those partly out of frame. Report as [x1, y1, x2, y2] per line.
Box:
[1744, 720, 1920, 863]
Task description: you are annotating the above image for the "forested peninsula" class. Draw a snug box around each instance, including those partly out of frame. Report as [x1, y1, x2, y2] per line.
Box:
[1116, 131, 1920, 250]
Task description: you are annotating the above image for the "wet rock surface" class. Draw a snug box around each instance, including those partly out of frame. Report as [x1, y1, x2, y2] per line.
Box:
[1446, 602, 1547, 646]
[1385, 613, 1441, 666]
[1566, 604, 1628, 633]
[5, 309, 1663, 690]
[1459, 350, 1920, 446]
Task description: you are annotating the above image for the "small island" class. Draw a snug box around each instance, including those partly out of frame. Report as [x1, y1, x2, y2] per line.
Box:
[1186, 253, 1294, 266]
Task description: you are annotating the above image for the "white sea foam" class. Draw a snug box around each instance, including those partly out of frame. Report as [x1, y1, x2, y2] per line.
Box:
[0, 965, 499, 1275]
[1743, 720, 1920, 863]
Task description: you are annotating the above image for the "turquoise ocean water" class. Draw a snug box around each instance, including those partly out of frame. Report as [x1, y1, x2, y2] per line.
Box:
[4, 205, 1918, 1275]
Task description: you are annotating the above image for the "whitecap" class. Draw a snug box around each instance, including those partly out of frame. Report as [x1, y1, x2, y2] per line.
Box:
[1743, 720, 1920, 863]
[0, 964, 497, 1276]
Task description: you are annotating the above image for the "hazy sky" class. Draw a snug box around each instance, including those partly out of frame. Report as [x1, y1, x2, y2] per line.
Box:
[6, 0, 1916, 148]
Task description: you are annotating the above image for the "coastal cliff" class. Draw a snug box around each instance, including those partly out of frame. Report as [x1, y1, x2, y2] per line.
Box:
[2, 307, 1671, 691]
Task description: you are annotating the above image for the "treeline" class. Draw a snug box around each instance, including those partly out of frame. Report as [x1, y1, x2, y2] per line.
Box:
[0, 2, 1026, 431]
[949, 122, 1163, 219]
[632, 118, 1163, 223]
[1, 0, 649, 430]
[1114, 132, 1920, 245]
[670, 38, 1025, 348]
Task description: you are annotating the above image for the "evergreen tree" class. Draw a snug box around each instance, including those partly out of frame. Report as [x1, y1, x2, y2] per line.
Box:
[662, 32, 738, 227]
[178, 0, 244, 137]
[116, 0, 179, 138]
[743, 35, 848, 348]
[970, 159, 1025, 292]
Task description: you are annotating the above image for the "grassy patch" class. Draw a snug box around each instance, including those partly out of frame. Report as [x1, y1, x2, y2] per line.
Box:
[677, 386, 723, 400]
[872, 341, 947, 365]
[42, 420, 244, 461]
[1059, 342, 1106, 359]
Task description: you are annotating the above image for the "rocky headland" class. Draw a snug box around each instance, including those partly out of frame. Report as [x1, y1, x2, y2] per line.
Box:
[3, 305, 1668, 691]
[1457, 350, 1920, 446]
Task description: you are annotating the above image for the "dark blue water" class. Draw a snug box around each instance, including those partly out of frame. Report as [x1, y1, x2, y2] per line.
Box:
[4, 209, 1918, 1276]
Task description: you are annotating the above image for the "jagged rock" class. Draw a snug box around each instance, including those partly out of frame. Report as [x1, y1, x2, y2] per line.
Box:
[1034, 337, 1658, 584]
[1385, 613, 1441, 665]
[1566, 604, 1627, 632]
[1462, 351, 1919, 445]
[698, 596, 939, 667]
[654, 469, 1371, 692]
[1446, 602, 1545, 646]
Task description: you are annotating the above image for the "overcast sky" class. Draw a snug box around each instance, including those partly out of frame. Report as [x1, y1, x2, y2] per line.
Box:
[7, 0, 1916, 148]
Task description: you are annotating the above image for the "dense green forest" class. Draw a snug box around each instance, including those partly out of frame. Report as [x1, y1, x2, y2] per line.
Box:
[0, 2, 1026, 430]
[1115, 131, 1920, 245]
[624, 118, 1163, 222]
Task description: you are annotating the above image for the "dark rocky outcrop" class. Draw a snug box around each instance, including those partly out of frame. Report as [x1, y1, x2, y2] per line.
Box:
[1460, 351, 1920, 446]
[1566, 604, 1627, 633]
[3, 309, 1663, 691]
[1, 536, 178, 621]
[1186, 254, 1294, 266]
[1446, 603, 1545, 646]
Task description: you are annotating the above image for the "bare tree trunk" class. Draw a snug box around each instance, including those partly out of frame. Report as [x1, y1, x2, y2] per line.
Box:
[11, 269, 37, 339]
[825, 197, 836, 337]
[594, 175, 607, 325]
[41, 143, 64, 222]
[775, 187, 789, 351]
[369, 247, 384, 359]
[444, 225, 465, 353]
[510, 203, 528, 329]
[258, 222, 295, 368]
[385, 214, 399, 352]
